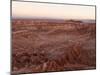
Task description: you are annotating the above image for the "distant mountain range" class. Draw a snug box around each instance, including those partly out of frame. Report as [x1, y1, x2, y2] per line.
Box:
[82, 20, 95, 23]
[12, 18, 95, 23]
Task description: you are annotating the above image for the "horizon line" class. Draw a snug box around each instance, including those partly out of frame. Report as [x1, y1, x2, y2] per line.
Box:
[12, 17, 95, 21]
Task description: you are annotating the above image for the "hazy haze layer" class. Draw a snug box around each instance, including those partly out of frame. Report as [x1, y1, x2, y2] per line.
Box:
[12, 1, 95, 20]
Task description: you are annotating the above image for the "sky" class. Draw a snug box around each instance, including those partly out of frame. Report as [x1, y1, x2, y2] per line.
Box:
[12, 1, 95, 20]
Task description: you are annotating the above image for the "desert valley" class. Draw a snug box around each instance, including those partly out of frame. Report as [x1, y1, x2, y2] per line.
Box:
[12, 19, 96, 74]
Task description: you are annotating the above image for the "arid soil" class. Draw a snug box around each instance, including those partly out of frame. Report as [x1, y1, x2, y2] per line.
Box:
[12, 19, 96, 74]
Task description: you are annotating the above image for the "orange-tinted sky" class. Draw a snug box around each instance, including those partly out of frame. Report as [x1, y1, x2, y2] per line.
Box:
[12, 1, 95, 20]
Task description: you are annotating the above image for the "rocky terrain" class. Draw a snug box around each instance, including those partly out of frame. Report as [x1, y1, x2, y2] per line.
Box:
[12, 19, 96, 74]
